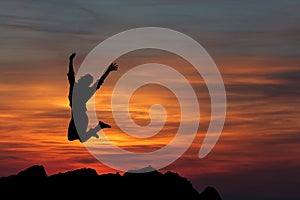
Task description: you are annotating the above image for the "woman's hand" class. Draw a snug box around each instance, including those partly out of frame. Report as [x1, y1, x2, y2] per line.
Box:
[69, 52, 76, 60]
[108, 62, 118, 72]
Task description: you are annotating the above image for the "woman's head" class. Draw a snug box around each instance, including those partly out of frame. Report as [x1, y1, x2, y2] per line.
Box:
[78, 74, 93, 86]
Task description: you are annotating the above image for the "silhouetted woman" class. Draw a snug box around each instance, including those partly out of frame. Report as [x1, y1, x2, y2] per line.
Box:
[67, 52, 118, 142]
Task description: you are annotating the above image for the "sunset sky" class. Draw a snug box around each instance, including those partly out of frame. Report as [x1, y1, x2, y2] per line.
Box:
[1, 1, 300, 199]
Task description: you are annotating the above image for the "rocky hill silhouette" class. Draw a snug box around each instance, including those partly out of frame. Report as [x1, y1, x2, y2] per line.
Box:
[0, 165, 222, 199]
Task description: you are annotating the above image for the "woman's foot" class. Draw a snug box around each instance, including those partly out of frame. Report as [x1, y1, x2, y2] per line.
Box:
[99, 121, 111, 129]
